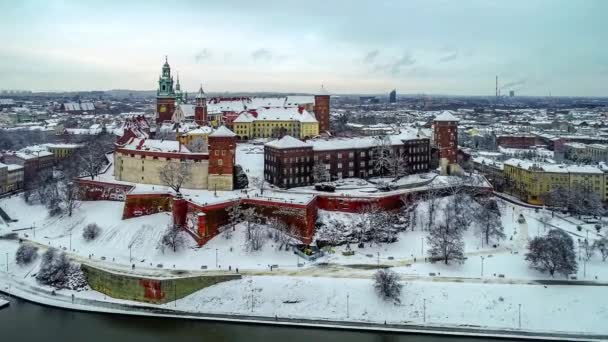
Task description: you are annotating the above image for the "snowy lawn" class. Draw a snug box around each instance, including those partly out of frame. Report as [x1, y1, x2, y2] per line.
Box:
[0, 195, 307, 272]
[165, 275, 608, 334]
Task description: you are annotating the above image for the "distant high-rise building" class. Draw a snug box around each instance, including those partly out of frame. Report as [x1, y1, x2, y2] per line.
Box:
[389, 89, 397, 103]
[509, 90, 515, 97]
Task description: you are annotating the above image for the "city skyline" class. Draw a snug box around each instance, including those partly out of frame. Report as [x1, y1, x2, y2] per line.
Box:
[1, 0, 607, 96]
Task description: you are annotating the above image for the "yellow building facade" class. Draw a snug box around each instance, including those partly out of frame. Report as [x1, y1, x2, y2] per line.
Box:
[503, 159, 606, 205]
[233, 108, 319, 140]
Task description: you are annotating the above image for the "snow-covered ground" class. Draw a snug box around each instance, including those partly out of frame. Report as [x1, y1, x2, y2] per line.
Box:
[0, 196, 310, 272]
[236, 143, 264, 182]
[1, 192, 607, 279]
[1, 190, 608, 335]
[163, 275, 608, 334]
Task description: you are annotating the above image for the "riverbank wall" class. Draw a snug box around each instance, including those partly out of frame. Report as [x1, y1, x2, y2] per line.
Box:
[81, 264, 241, 304]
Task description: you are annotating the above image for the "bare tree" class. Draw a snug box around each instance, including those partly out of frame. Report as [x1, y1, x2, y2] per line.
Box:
[189, 137, 208, 152]
[77, 139, 107, 180]
[525, 229, 577, 277]
[246, 224, 266, 252]
[581, 239, 595, 262]
[389, 150, 408, 178]
[427, 224, 465, 264]
[373, 269, 402, 303]
[268, 217, 302, 250]
[424, 184, 440, 230]
[158, 223, 187, 253]
[159, 160, 191, 193]
[251, 176, 267, 195]
[36, 248, 72, 288]
[242, 207, 260, 240]
[474, 197, 505, 246]
[312, 161, 329, 183]
[371, 135, 392, 178]
[83, 223, 101, 241]
[593, 237, 608, 261]
[15, 244, 38, 265]
[226, 202, 243, 232]
[61, 180, 80, 217]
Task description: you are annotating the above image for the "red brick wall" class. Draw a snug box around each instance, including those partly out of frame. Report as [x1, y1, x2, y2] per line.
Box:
[75, 179, 134, 201]
[208, 136, 235, 175]
[496, 135, 538, 149]
[433, 121, 458, 163]
[156, 97, 175, 124]
[194, 102, 207, 125]
[122, 193, 173, 219]
[314, 95, 330, 133]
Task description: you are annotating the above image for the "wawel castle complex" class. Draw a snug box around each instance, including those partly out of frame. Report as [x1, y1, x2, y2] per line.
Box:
[113, 58, 459, 191]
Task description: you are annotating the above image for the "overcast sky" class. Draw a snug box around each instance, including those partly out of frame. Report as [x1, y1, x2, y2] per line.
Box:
[1, 0, 607, 96]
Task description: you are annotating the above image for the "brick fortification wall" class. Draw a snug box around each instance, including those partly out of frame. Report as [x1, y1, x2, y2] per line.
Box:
[185, 197, 317, 246]
[76, 179, 135, 201]
[122, 193, 173, 219]
[81, 264, 241, 304]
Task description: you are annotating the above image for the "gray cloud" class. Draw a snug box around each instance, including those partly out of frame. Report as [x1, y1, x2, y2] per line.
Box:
[194, 48, 212, 62]
[363, 50, 379, 64]
[501, 79, 526, 90]
[389, 52, 416, 75]
[438, 52, 458, 63]
[252, 48, 273, 62]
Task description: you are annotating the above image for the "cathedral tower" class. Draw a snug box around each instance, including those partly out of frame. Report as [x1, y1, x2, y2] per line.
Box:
[156, 56, 176, 124]
[195, 84, 208, 126]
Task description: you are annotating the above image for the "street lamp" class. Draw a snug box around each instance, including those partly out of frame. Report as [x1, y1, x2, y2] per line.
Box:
[518, 304, 522, 329]
[346, 293, 350, 318]
[420, 236, 424, 256]
[423, 298, 426, 323]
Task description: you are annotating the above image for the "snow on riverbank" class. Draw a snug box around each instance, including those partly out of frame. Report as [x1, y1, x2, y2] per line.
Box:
[165, 275, 608, 335]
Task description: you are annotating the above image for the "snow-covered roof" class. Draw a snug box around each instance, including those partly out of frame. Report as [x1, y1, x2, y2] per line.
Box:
[209, 126, 236, 138]
[248, 97, 287, 108]
[285, 95, 314, 106]
[309, 127, 426, 151]
[207, 98, 247, 113]
[434, 111, 459, 122]
[233, 112, 255, 123]
[42, 143, 82, 149]
[178, 104, 195, 117]
[196, 85, 206, 99]
[63, 102, 95, 111]
[122, 138, 190, 153]
[503, 158, 603, 174]
[472, 156, 504, 170]
[7, 164, 23, 172]
[186, 126, 213, 135]
[316, 85, 330, 96]
[265, 135, 311, 149]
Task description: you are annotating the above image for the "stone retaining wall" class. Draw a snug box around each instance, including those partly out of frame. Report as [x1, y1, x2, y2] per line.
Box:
[81, 264, 241, 304]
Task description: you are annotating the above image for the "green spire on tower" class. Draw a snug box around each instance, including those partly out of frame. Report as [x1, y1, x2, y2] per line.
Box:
[157, 56, 175, 98]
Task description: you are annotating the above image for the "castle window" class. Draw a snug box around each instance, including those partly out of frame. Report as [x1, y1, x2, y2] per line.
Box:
[218, 159, 223, 166]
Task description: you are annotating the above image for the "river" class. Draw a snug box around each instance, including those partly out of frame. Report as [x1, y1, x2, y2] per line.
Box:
[0, 296, 522, 342]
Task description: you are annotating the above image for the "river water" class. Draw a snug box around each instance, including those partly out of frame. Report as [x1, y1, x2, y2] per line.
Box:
[0, 297, 519, 342]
